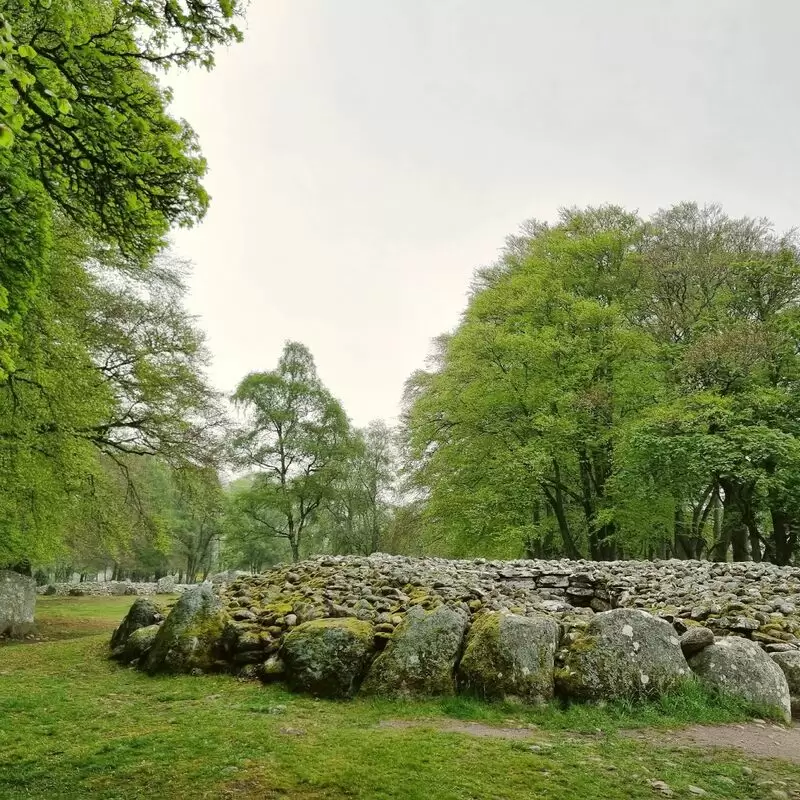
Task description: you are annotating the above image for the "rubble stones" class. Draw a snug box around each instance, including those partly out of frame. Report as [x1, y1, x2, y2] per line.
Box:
[39, 580, 190, 597]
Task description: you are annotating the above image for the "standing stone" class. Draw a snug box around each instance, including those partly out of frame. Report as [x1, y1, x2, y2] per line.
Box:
[361, 605, 468, 697]
[281, 618, 375, 698]
[770, 651, 800, 717]
[689, 637, 792, 723]
[458, 612, 559, 702]
[144, 584, 228, 675]
[558, 608, 689, 701]
[0, 570, 35, 637]
[156, 575, 176, 594]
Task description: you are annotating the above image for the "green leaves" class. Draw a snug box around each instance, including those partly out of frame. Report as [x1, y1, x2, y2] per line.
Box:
[406, 203, 800, 564]
[232, 342, 352, 562]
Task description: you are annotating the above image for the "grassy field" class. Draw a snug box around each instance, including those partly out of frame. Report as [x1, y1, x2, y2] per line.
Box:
[0, 598, 798, 799]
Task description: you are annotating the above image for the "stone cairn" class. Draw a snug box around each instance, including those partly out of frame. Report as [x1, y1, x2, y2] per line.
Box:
[109, 555, 800, 721]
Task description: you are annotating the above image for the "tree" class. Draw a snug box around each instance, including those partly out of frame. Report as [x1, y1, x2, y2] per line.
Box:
[232, 342, 351, 562]
[405, 203, 800, 564]
[0, 0, 243, 375]
[321, 420, 397, 555]
[170, 466, 225, 581]
[220, 475, 291, 572]
[405, 207, 660, 560]
[0, 221, 225, 567]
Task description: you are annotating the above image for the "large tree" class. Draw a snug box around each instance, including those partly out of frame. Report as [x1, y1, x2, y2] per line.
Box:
[320, 420, 397, 555]
[232, 342, 351, 562]
[405, 204, 800, 564]
[0, 221, 225, 567]
[0, 0, 243, 375]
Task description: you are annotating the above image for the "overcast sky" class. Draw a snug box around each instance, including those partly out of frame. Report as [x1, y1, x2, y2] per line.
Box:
[167, 0, 800, 427]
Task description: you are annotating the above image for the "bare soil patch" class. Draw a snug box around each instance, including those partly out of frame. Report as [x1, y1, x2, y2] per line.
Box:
[624, 721, 800, 765]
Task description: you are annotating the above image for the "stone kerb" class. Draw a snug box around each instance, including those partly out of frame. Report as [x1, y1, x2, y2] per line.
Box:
[108, 554, 799, 713]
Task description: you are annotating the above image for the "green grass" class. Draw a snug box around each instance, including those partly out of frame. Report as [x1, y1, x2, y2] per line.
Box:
[0, 597, 798, 799]
[22, 595, 173, 641]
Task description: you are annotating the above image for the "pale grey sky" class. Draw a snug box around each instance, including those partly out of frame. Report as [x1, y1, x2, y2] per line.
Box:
[168, 0, 800, 427]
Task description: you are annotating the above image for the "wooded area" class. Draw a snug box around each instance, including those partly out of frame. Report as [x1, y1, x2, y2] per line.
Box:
[2, 4, 799, 578]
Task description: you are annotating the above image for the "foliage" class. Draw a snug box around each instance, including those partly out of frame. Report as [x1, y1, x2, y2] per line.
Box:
[0, 221, 225, 568]
[221, 474, 292, 572]
[405, 204, 800, 563]
[232, 342, 352, 562]
[0, 0, 242, 375]
[318, 419, 398, 555]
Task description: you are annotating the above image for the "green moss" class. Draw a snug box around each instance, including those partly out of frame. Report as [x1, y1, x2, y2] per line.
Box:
[569, 634, 598, 653]
[282, 618, 375, 698]
[459, 612, 557, 702]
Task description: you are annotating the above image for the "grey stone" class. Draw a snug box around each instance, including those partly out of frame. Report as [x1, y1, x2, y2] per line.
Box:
[680, 626, 715, 657]
[144, 584, 228, 674]
[458, 612, 558, 702]
[770, 650, 800, 715]
[0, 570, 35, 637]
[361, 604, 468, 697]
[281, 618, 374, 698]
[110, 598, 164, 651]
[558, 608, 690, 701]
[689, 637, 791, 723]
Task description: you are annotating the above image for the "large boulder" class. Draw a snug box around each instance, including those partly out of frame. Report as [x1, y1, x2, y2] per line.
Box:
[112, 624, 161, 664]
[689, 637, 792, 723]
[361, 604, 468, 697]
[0, 570, 35, 637]
[156, 575, 176, 594]
[110, 598, 164, 651]
[558, 608, 689, 701]
[770, 650, 800, 717]
[458, 612, 559, 702]
[281, 618, 375, 698]
[143, 584, 228, 674]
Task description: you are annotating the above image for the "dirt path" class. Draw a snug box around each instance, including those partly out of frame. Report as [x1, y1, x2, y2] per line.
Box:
[379, 718, 800, 765]
[623, 721, 800, 765]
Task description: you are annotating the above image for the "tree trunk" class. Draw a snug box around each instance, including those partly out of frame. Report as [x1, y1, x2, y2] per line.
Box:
[289, 537, 300, 563]
[719, 479, 751, 561]
[673, 505, 692, 559]
[542, 470, 580, 560]
[771, 507, 794, 566]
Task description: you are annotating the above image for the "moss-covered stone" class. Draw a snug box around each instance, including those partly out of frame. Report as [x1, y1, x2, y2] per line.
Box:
[558, 609, 689, 702]
[112, 623, 160, 664]
[458, 612, 558, 703]
[110, 598, 164, 652]
[281, 617, 375, 698]
[360, 604, 468, 698]
[143, 584, 228, 675]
